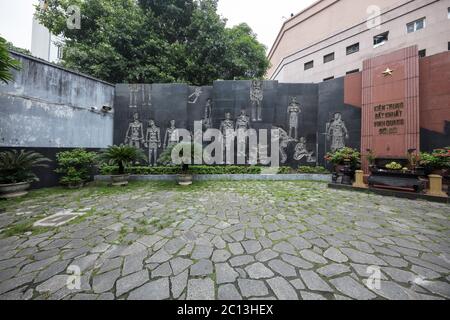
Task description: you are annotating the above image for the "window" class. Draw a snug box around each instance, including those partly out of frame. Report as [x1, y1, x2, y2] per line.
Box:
[407, 18, 426, 33]
[373, 32, 389, 47]
[57, 46, 63, 60]
[304, 60, 314, 70]
[346, 43, 359, 55]
[346, 69, 360, 75]
[323, 52, 335, 63]
[323, 76, 334, 82]
[418, 49, 426, 58]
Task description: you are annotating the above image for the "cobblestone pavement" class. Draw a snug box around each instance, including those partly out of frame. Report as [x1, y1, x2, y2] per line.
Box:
[0, 181, 449, 300]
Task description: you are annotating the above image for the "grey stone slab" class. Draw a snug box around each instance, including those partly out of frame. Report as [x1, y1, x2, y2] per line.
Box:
[93, 269, 121, 293]
[190, 260, 213, 276]
[273, 241, 296, 255]
[280, 254, 313, 269]
[268, 259, 297, 277]
[245, 263, 275, 279]
[299, 249, 328, 264]
[323, 247, 348, 263]
[0, 272, 36, 295]
[171, 270, 188, 299]
[116, 270, 149, 297]
[317, 264, 351, 278]
[330, 276, 377, 300]
[152, 262, 173, 277]
[340, 248, 387, 266]
[267, 277, 299, 300]
[187, 278, 215, 300]
[255, 249, 279, 262]
[170, 257, 193, 275]
[191, 245, 213, 259]
[229, 255, 255, 267]
[300, 291, 327, 300]
[216, 263, 239, 284]
[128, 277, 170, 300]
[242, 240, 262, 254]
[229, 243, 244, 255]
[218, 284, 242, 300]
[146, 249, 172, 264]
[238, 279, 269, 298]
[212, 250, 231, 263]
[299, 270, 333, 292]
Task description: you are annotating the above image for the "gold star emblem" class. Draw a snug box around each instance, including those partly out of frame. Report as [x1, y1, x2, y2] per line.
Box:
[382, 68, 394, 76]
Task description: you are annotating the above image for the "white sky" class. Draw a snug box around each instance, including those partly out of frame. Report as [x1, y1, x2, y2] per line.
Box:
[0, 0, 317, 52]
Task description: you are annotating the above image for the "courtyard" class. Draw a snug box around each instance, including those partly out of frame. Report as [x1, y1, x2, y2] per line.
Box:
[0, 181, 449, 300]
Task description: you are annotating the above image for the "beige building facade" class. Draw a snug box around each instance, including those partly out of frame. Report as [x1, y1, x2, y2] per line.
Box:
[268, 0, 450, 83]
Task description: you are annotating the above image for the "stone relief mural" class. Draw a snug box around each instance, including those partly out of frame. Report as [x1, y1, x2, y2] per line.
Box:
[326, 112, 349, 152]
[114, 80, 361, 167]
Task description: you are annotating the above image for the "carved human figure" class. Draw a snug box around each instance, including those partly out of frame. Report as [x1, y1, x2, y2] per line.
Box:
[164, 120, 180, 149]
[236, 109, 251, 162]
[202, 98, 213, 130]
[294, 137, 315, 162]
[272, 126, 290, 164]
[146, 120, 161, 166]
[129, 84, 139, 108]
[220, 112, 235, 164]
[188, 87, 203, 104]
[142, 85, 152, 107]
[326, 113, 349, 152]
[125, 113, 144, 148]
[250, 80, 263, 122]
[287, 97, 301, 140]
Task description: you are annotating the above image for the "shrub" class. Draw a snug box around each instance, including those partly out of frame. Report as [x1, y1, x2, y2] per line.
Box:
[55, 149, 97, 186]
[98, 145, 146, 175]
[325, 147, 360, 168]
[419, 147, 450, 170]
[277, 167, 295, 174]
[100, 165, 263, 175]
[0, 150, 50, 184]
[297, 166, 329, 174]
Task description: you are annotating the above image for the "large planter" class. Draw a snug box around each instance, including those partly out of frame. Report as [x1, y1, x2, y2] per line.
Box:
[0, 182, 31, 199]
[110, 174, 130, 186]
[177, 174, 193, 186]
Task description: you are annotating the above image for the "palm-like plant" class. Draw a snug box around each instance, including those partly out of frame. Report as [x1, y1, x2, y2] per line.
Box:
[0, 150, 51, 184]
[98, 145, 146, 175]
[0, 36, 21, 84]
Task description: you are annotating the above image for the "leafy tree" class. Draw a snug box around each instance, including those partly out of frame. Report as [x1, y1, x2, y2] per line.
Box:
[35, 0, 269, 85]
[0, 36, 21, 84]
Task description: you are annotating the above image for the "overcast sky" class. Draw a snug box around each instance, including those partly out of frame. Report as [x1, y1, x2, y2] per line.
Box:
[0, 0, 316, 52]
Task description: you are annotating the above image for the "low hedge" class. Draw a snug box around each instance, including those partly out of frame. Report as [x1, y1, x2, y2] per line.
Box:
[100, 165, 330, 175]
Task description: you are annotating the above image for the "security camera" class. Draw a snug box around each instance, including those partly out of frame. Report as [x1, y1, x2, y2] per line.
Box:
[101, 105, 113, 113]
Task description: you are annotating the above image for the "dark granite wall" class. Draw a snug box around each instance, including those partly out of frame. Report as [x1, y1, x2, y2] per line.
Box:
[113, 78, 363, 167]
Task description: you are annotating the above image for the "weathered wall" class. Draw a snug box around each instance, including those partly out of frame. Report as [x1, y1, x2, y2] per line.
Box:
[0, 52, 115, 148]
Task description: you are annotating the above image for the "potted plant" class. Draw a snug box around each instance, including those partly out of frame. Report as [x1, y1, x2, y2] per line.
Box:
[168, 142, 204, 186]
[98, 145, 146, 186]
[55, 149, 97, 189]
[419, 147, 450, 176]
[325, 147, 360, 184]
[0, 150, 51, 198]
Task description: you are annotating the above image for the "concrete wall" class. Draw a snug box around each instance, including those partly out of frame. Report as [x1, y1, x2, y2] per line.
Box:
[269, 0, 450, 82]
[0, 52, 115, 148]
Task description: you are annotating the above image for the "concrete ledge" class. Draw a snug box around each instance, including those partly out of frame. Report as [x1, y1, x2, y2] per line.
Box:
[328, 183, 450, 204]
[95, 174, 332, 182]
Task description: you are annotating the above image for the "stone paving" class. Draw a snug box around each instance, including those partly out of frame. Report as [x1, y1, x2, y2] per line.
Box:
[0, 181, 449, 300]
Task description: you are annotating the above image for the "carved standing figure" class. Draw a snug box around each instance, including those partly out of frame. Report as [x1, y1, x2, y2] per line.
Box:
[287, 97, 301, 140]
[236, 109, 251, 162]
[294, 137, 315, 162]
[202, 98, 213, 130]
[142, 85, 152, 107]
[220, 112, 235, 164]
[146, 120, 161, 166]
[326, 113, 349, 152]
[272, 126, 290, 164]
[125, 113, 144, 148]
[250, 80, 263, 122]
[164, 120, 180, 150]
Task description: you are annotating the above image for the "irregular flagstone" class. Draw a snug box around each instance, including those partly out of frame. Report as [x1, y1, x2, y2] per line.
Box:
[122, 251, 147, 276]
[35, 274, 68, 294]
[128, 277, 170, 300]
[330, 276, 377, 300]
[340, 248, 387, 266]
[191, 245, 213, 260]
[323, 247, 348, 263]
[299, 270, 334, 292]
[212, 250, 231, 263]
[187, 278, 215, 300]
[281, 254, 313, 269]
[218, 284, 242, 300]
[116, 270, 149, 297]
[301, 291, 327, 300]
[93, 269, 121, 294]
[170, 257, 193, 275]
[255, 249, 279, 262]
[411, 265, 441, 280]
[237, 279, 269, 298]
[146, 249, 172, 264]
[273, 241, 296, 255]
[245, 262, 275, 279]
[317, 264, 351, 278]
[241, 240, 262, 254]
[299, 249, 328, 264]
[229, 243, 244, 255]
[267, 277, 299, 300]
[383, 267, 416, 284]
[35, 259, 71, 283]
[0, 272, 36, 295]
[163, 238, 186, 255]
[215, 263, 239, 284]
[152, 262, 173, 277]
[268, 259, 297, 277]
[190, 260, 213, 276]
[229, 255, 255, 267]
[171, 270, 188, 299]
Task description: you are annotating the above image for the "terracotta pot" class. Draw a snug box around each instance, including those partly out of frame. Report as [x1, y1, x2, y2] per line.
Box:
[177, 174, 193, 186]
[110, 174, 130, 186]
[0, 182, 31, 199]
